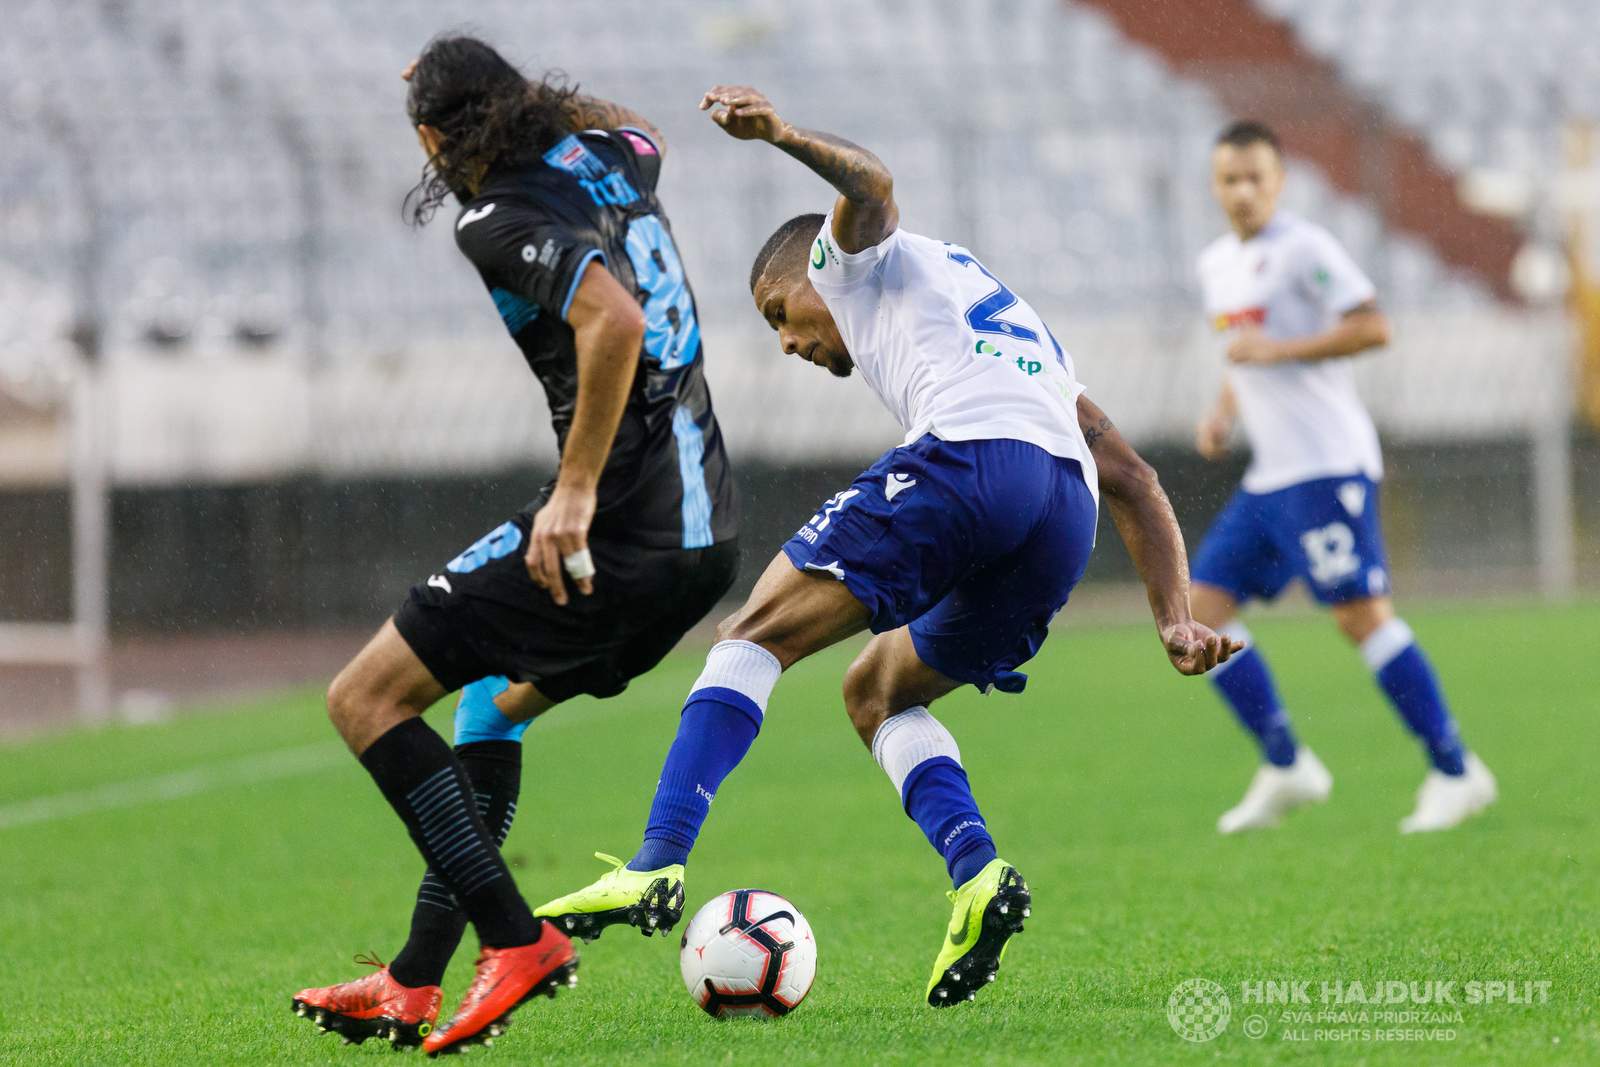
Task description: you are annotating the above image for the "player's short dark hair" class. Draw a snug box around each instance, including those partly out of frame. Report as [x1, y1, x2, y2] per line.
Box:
[750, 213, 827, 291]
[1216, 120, 1282, 156]
[404, 35, 579, 224]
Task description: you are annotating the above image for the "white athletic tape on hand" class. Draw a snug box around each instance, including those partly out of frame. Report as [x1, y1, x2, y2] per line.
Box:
[563, 548, 596, 580]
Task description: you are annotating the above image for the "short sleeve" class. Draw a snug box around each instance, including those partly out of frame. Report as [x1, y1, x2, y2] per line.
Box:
[807, 210, 895, 295]
[1296, 225, 1377, 316]
[454, 199, 606, 323]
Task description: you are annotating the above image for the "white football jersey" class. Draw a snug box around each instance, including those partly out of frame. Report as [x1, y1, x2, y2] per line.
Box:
[1197, 211, 1383, 494]
[807, 212, 1098, 502]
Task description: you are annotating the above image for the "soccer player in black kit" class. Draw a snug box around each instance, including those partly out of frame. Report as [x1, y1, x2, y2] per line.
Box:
[290, 37, 738, 1054]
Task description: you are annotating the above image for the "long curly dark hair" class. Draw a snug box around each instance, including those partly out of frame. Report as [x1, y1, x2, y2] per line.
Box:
[403, 36, 578, 224]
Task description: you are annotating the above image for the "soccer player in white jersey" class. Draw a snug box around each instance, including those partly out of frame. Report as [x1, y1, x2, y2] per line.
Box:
[534, 86, 1241, 1007]
[1191, 121, 1497, 834]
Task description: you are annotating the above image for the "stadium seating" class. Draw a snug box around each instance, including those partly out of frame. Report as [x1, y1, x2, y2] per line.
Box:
[0, 0, 1573, 477]
[1258, 0, 1598, 172]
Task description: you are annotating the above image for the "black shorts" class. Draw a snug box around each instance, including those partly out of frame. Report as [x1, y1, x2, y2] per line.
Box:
[393, 511, 740, 702]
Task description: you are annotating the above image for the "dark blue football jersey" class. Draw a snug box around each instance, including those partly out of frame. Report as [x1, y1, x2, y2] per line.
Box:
[454, 127, 738, 550]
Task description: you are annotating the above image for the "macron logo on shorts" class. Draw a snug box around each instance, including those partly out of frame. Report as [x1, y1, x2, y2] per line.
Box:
[1338, 481, 1366, 517]
[805, 561, 846, 580]
[427, 574, 453, 594]
[885, 473, 917, 502]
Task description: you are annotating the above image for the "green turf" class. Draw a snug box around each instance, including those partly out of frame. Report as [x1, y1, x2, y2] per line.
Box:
[0, 600, 1595, 1065]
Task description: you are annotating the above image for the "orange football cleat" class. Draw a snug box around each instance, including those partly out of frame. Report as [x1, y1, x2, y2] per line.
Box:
[292, 955, 442, 1048]
[422, 923, 578, 1056]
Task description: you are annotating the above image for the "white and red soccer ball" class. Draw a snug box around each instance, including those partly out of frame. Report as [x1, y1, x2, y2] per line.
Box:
[679, 889, 816, 1018]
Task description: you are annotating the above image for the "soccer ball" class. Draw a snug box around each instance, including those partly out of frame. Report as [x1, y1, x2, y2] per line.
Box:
[679, 889, 817, 1018]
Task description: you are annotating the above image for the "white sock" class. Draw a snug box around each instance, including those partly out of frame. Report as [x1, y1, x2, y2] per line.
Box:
[690, 640, 782, 718]
[1208, 620, 1254, 677]
[870, 707, 962, 800]
[1360, 618, 1415, 672]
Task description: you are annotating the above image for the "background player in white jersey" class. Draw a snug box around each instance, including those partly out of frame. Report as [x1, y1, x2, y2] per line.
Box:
[535, 86, 1241, 1008]
[1191, 121, 1497, 835]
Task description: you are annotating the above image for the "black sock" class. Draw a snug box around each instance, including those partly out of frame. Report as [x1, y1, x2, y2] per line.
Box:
[358, 720, 540, 950]
[388, 741, 523, 988]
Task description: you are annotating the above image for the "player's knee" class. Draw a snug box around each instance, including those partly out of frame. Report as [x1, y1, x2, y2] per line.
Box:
[325, 665, 375, 739]
[1331, 595, 1392, 645]
[841, 656, 891, 743]
[712, 610, 748, 645]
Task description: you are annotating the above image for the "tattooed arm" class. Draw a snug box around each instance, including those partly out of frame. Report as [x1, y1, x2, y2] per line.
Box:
[566, 93, 667, 155]
[699, 85, 897, 253]
[1077, 394, 1242, 676]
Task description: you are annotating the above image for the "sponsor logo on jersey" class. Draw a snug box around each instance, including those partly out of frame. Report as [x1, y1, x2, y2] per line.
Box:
[537, 239, 560, 268]
[543, 134, 608, 179]
[811, 237, 826, 271]
[975, 339, 1044, 376]
[457, 203, 496, 230]
[885, 473, 917, 501]
[542, 133, 642, 204]
[1213, 306, 1266, 332]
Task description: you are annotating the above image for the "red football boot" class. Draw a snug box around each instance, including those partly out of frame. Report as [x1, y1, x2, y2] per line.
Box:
[422, 924, 578, 1056]
[292, 954, 442, 1048]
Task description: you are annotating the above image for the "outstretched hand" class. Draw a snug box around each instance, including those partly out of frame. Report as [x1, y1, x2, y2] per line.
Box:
[700, 86, 786, 143]
[1160, 620, 1245, 676]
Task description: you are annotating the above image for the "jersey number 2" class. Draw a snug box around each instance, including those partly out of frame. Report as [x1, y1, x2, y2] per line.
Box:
[625, 216, 699, 369]
[948, 251, 1038, 344]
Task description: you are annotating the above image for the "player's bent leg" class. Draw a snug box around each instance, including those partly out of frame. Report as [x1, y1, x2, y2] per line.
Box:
[324, 620, 556, 1021]
[385, 678, 551, 995]
[1333, 596, 1496, 831]
[844, 629, 1026, 1007]
[536, 554, 870, 942]
[302, 668, 560, 1043]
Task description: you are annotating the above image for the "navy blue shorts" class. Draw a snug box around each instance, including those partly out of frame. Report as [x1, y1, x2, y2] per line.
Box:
[1191, 474, 1391, 606]
[781, 435, 1097, 693]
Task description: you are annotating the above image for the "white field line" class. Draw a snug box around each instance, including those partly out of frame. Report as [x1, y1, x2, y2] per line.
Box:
[0, 741, 348, 830]
[0, 697, 660, 832]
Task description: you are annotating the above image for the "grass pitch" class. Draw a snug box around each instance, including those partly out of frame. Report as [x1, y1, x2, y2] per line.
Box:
[0, 600, 1595, 1065]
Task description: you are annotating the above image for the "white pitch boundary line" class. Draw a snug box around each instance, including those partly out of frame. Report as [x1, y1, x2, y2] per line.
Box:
[0, 693, 664, 832]
[0, 741, 349, 831]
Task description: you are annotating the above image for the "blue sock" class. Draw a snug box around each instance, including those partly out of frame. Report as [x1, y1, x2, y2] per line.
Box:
[628, 641, 781, 871]
[872, 708, 997, 888]
[905, 760, 997, 887]
[1209, 624, 1297, 766]
[1362, 620, 1466, 776]
[452, 676, 533, 745]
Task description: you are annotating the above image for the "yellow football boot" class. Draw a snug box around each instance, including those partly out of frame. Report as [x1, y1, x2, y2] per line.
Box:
[533, 853, 686, 942]
[925, 859, 1030, 1006]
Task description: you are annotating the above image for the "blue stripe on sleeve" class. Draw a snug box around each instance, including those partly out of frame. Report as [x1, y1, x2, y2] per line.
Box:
[561, 249, 607, 321]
